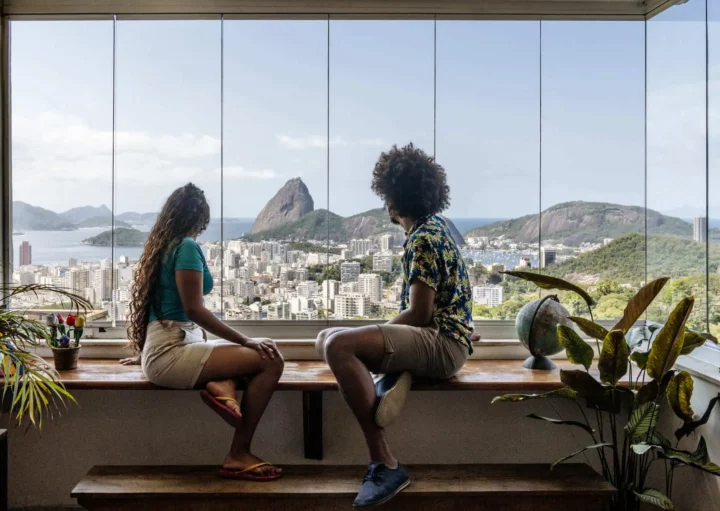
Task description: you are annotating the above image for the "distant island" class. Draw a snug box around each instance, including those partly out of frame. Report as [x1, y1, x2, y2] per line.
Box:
[82, 227, 148, 247]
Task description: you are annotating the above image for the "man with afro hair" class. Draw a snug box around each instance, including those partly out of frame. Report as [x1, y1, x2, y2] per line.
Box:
[316, 143, 474, 507]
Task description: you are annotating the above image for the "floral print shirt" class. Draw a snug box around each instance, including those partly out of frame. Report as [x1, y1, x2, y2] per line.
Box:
[400, 215, 473, 352]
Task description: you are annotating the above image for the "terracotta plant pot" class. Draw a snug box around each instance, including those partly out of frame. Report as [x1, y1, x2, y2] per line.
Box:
[51, 346, 80, 371]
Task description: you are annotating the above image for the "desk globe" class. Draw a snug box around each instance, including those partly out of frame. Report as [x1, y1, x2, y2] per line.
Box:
[515, 295, 572, 370]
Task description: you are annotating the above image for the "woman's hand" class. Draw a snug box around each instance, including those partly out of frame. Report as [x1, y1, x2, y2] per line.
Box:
[470, 330, 481, 342]
[243, 338, 281, 360]
[119, 355, 141, 366]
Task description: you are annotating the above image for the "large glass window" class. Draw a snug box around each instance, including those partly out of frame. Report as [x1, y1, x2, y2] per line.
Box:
[115, 19, 222, 319]
[327, 20, 434, 321]
[648, 0, 708, 330]
[541, 21, 645, 321]
[222, 19, 328, 321]
[436, 20, 540, 321]
[6, 6, 720, 353]
[10, 21, 113, 320]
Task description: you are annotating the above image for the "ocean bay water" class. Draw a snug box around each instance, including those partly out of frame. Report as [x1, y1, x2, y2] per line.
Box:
[13, 217, 499, 266]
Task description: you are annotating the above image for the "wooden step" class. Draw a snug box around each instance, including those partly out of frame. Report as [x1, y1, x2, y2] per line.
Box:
[72, 464, 614, 511]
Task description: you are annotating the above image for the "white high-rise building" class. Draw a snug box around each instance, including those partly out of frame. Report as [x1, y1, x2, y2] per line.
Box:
[340, 281, 359, 294]
[694, 216, 708, 243]
[358, 273, 383, 302]
[540, 248, 557, 268]
[350, 239, 372, 256]
[341, 261, 361, 283]
[95, 268, 118, 301]
[473, 285, 504, 308]
[297, 280, 319, 299]
[334, 293, 371, 319]
[267, 302, 291, 320]
[68, 269, 90, 295]
[321, 279, 340, 303]
[373, 252, 393, 272]
[234, 279, 256, 301]
[381, 234, 395, 252]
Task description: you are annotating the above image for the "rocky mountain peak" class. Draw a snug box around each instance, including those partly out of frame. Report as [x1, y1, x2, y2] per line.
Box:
[251, 178, 314, 234]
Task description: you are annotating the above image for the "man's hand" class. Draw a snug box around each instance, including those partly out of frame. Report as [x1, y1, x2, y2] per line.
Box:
[119, 355, 141, 366]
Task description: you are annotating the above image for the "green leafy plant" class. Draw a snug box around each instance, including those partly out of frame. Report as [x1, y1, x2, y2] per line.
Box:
[0, 283, 91, 427]
[493, 276, 720, 511]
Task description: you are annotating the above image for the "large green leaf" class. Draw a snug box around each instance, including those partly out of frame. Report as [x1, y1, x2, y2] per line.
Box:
[526, 413, 595, 435]
[568, 317, 608, 341]
[634, 489, 674, 510]
[637, 372, 674, 405]
[613, 277, 670, 333]
[656, 438, 720, 475]
[503, 271, 595, 307]
[680, 330, 714, 356]
[675, 394, 719, 440]
[625, 402, 660, 441]
[598, 330, 629, 386]
[631, 350, 650, 370]
[647, 298, 695, 380]
[557, 325, 594, 371]
[491, 387, 577, 404]
[666, 371, 695, 422]
[551, 443, 612, 470]
[561, 369, 617, 412]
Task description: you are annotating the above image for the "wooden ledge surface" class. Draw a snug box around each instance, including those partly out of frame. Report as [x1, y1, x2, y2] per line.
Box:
[72, 464, 614, 498]
[17, 359, 611, 391]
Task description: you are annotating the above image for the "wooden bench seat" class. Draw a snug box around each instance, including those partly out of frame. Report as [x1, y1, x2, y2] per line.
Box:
[72, 464, 614, 511]
[37, 359, 596, 391]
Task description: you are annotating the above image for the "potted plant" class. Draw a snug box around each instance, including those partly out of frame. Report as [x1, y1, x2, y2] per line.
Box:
[494, 274, 720, 511]
[0, 282, 90, 426]
[46, 312, 86, 371]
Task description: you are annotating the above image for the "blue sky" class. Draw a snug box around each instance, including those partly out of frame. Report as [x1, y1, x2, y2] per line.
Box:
[9, 0, 718, 220]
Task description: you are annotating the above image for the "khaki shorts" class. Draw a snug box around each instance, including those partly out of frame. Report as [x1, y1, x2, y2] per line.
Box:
[376, 321, 469, 380]
[142, 321, 216, 389]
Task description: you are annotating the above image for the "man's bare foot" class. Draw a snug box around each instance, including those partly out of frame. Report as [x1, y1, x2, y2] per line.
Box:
[223, 451, 282, 477]
[206, 380, 241, 416]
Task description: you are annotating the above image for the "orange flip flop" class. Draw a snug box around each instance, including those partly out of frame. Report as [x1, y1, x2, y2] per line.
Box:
[200, 390, 242, 427]
[219, 462, 283, 481]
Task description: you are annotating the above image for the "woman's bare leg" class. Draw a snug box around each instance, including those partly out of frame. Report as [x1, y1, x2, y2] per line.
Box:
[197, 342, 284, 476]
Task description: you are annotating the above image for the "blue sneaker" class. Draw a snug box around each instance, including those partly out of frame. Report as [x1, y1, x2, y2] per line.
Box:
[353, 462, 411, 508]
[374, 372, 412, 428]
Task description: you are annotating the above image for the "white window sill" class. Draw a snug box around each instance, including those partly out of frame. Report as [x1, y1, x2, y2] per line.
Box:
[676, 345, 720, 387]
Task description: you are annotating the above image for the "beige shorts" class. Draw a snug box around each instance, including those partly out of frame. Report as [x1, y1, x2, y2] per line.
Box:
[142, 321, 216, 389]
[376, 321, 469, 380]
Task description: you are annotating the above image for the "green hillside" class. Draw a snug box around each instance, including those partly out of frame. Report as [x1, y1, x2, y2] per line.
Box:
[248, 210, 346, 242]
[82, 227, 148, 247]
[543, 232, 719, 283]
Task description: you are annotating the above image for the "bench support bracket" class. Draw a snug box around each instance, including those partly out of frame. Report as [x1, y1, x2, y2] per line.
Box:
[302, 391, 323, 460]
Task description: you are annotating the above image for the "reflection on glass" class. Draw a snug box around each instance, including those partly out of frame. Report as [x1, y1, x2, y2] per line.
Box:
[222, 20, 328, 320]
[329, 20, 434, 320]
[115, 20, 222, 318]
[10, 21, 113, 321]
[437, 20, 540, 321]
[648, 0, 708, 330]
[540, 21, 645, 321]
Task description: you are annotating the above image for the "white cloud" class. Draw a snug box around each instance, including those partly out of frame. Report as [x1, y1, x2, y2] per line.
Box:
[276, 134, 385, 150]
[222, 166, 277, 180]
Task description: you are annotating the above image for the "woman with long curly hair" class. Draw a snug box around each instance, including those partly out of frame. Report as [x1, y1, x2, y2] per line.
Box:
[121, 183, 283, 481]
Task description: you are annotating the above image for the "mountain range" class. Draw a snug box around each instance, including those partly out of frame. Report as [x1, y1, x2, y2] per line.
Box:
[13, 202, 132, 231]
[466, 201, 712, 245]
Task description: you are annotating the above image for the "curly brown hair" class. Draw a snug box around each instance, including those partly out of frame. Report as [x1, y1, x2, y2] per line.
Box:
[127, 183, 210, 352]
[371, 143, 450, 220]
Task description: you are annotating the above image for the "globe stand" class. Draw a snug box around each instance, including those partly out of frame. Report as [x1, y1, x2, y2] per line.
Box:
[523, 355, 557, 371]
